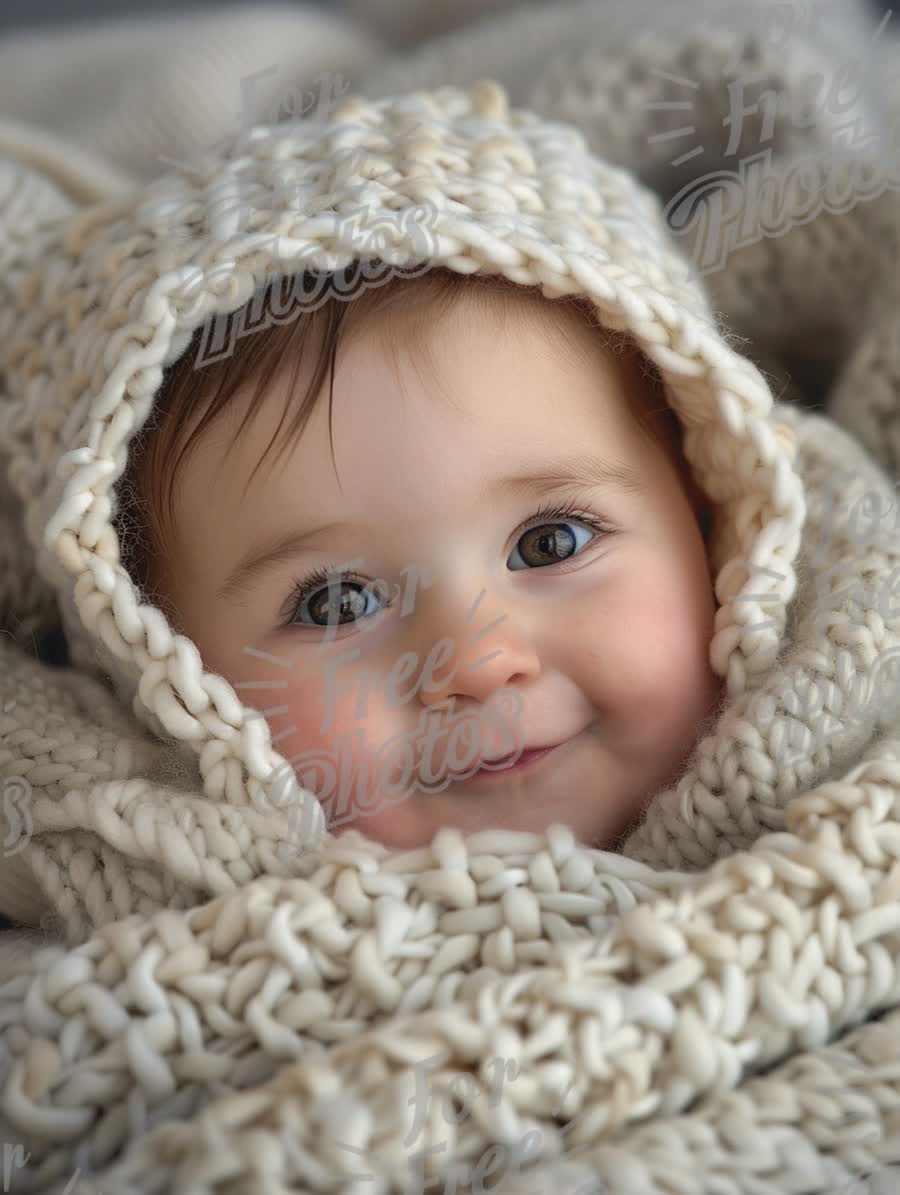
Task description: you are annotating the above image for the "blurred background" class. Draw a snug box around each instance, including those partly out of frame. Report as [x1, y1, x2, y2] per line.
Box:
[0, 0, 890, 38]
[0, 0, 895, 204]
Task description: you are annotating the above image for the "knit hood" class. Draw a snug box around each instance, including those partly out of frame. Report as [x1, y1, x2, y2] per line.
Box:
[0, 79, 806, 846]
[11, 62, 900, 1195]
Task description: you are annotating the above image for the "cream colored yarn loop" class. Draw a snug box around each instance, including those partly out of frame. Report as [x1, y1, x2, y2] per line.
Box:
[3, 40, 900, 1191]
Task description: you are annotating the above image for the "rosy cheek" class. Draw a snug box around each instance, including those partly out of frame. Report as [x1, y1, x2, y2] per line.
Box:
[263, 676, 396, 830]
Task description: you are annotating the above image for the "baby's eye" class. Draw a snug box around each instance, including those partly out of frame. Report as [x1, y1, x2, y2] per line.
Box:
[286, 512, 608, 629]
[507, 520, 596, 571]
[290, 573, 390, 629]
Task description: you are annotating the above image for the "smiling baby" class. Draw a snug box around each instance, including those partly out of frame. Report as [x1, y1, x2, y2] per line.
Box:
[115, 266, 724, 851]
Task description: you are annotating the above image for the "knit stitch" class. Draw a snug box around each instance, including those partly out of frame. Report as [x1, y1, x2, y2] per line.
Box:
[2, 4, 900, 1193]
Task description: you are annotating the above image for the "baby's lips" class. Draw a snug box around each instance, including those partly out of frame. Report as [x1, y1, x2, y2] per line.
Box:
[415, 702, 528, 785]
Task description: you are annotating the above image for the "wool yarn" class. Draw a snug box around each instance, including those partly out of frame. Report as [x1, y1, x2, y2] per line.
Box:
[1, 16, 900, 1191]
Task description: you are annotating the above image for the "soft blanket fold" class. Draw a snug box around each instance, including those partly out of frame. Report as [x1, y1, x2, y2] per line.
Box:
[4, 2, 900, 1194]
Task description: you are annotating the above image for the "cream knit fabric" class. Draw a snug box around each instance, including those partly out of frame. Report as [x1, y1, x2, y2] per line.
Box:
[2, 2, 900, 1191]
[0, 4, 383, 184]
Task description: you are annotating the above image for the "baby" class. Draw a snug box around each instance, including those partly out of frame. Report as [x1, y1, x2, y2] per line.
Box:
[117, 265, 725, 852]
[8, 63, 900, 1195]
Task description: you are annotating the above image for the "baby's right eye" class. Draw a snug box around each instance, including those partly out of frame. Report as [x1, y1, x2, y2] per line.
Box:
[286, 567, 393, 629]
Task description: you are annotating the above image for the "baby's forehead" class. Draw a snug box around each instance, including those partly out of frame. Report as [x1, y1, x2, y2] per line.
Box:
[341, 286, 647, 401]
[158, 270, 670, 500]
[248, 297, 663, 465]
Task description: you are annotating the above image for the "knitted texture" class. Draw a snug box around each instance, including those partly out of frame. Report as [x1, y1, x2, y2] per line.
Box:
[0, 5, 383, 184]
[2, 2, 900, 1191]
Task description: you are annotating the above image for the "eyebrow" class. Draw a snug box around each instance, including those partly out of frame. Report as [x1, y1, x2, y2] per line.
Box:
[489, 451, 647, 502]
[217, 451, 644, 603]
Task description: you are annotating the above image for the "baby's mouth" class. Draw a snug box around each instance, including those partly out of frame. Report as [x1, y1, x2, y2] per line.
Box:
[455, 744, 561, 783]
[412, 713, 527, 789]
[415, 730, 572, 790]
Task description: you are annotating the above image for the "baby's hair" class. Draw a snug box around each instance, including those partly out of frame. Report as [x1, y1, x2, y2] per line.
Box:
[114, 264, 685, 626]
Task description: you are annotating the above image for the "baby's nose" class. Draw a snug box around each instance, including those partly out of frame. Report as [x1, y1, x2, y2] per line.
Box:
[415, 605, 540, 710]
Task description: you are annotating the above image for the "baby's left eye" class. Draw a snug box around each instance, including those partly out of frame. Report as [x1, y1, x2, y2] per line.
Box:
[508, 521, 596, 571]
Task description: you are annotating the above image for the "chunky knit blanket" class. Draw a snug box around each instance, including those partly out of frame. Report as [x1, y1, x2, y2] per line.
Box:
[5, 2, 900, 1193]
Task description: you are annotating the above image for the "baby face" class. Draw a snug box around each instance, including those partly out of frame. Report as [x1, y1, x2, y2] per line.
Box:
[167, 293, 723, 851]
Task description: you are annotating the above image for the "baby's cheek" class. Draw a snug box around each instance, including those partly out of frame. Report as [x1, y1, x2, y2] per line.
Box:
[263, 678, 402, 829]
[604, 585, 714, 729]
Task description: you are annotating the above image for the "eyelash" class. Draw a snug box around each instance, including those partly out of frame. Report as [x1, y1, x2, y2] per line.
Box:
[281, 497, 616, 628]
